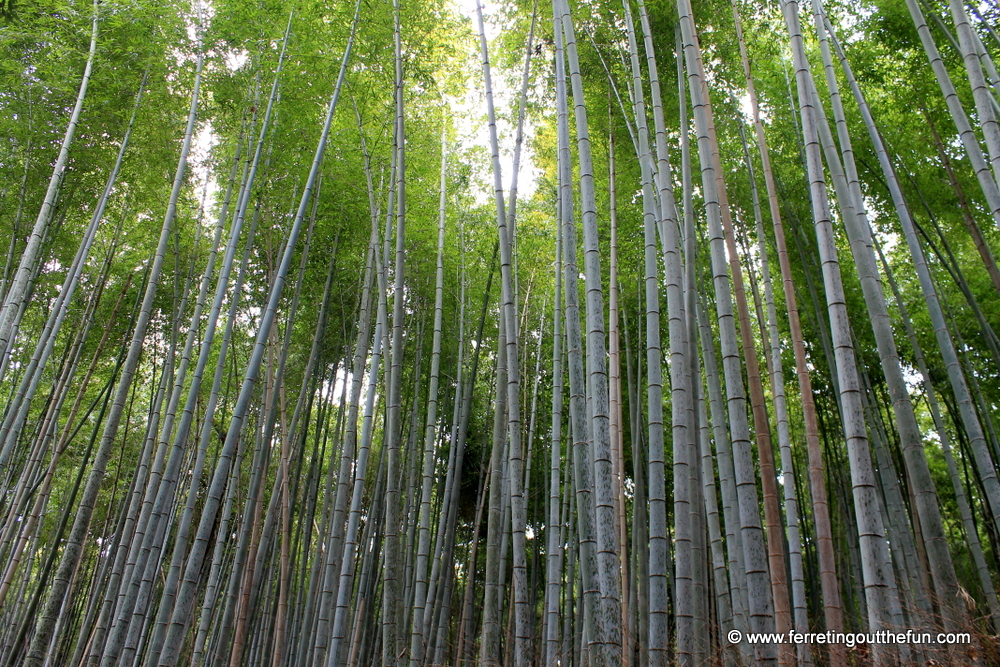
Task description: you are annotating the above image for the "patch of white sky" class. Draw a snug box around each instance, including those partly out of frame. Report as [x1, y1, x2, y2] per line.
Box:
[322, 364, 357, 407]
[191, 122, 219, 212]
[835, 3, 874, 44]
[181, 0, 225, 218]
[447, 0, 541, 206]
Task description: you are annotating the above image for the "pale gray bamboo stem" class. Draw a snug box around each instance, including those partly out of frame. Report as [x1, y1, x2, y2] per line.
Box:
[0, 0, 99, 370]
[780, 2, 896, 661]
[676, 2, 778, 662]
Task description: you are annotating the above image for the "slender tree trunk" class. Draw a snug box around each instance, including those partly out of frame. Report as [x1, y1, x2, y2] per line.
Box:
[619, 5, 667, 664]
[780, 3, 897, 661]
[545, 190, 565, 667]
[675, 2, 779, 662]
[0, 0, 100, 371]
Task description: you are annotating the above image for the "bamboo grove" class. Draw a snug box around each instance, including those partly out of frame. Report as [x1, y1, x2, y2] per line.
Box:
[5, 0, 1000, 664]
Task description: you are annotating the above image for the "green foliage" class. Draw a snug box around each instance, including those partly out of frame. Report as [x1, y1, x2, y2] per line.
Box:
[6, 0, 1000, 658]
